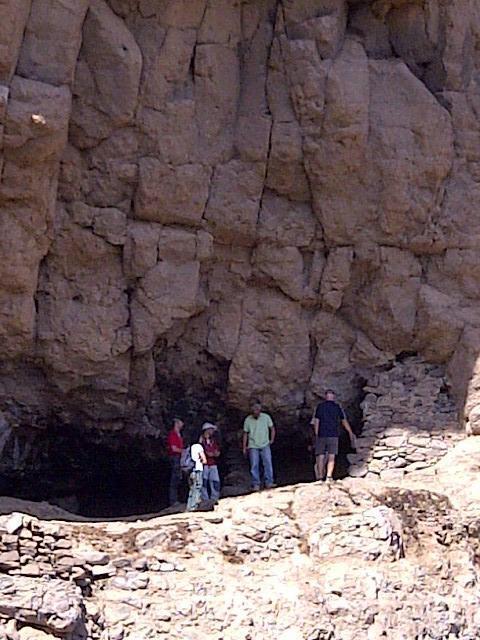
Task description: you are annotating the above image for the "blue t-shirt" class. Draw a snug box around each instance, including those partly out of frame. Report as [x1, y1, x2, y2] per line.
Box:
[315, 401, 345, 438]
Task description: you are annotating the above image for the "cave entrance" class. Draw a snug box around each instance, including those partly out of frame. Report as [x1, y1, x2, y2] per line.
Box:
[272, 417, 359, 485]
[252, 385, 366, 488]
[0, 388, 365, 518]
[0, 425, 173, 519]
[0, 423, 357, 518]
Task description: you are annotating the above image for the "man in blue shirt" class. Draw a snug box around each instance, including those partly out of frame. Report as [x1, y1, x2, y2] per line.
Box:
[313, 389, 356, 482]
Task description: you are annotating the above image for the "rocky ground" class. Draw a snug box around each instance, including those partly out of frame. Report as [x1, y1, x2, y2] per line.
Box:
[2, 0, 480, 442]
[0, 437, 478, 640]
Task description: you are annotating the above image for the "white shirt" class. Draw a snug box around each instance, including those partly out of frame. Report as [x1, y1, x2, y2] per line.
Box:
[190, 443, 204, 472]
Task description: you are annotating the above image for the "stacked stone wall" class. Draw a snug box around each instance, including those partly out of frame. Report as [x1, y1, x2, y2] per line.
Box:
[349, 358, 463, 481]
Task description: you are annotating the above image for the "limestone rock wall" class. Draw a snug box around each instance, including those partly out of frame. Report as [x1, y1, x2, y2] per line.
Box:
[1, 0, 480, 435]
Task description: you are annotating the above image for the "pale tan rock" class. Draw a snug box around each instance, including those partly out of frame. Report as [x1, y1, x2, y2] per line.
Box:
[0, 0, 31, 82]
[414, 285, 464, 363]
[355, 357, 460, 479]
[448, 326, 480, 432]
[205, 160, 265, 245]
[131, 260, 202, 353]
[135, 158, 211, 226]
[266, 121, 310, 201]
[1, 446, 480, 640]
[228, 289, 311, 411]
[0, 576, 82, 633]
[253, 245, 305, 301]
[466, 404, 480, 437]
[36, 216, 131, 404]
[17, 0, 89, 86]
[71, 0, 142, 147]
[283, 0, 347, 58]
[18, 627, 55, 640]
[195, 43, 240, 163]
[320, 247, 353, 312]
[257, 193, 317, 249]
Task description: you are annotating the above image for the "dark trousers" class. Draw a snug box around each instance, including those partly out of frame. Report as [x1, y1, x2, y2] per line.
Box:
[168, 456, 182, 505]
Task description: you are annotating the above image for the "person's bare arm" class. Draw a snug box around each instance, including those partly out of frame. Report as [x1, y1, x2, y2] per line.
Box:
[242, 432, 248, 455]
[171, 444, 182, 454]
[200, 450, 207, 464]
[269, 425, 276, 445]
[313, 417, 319, 437]
[342, 419, 356, 446]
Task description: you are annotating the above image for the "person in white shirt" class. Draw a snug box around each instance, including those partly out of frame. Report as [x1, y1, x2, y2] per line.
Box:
[186, 440, 207, 511]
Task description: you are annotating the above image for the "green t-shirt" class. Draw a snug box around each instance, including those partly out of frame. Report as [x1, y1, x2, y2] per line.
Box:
[243, 412, 274, 449]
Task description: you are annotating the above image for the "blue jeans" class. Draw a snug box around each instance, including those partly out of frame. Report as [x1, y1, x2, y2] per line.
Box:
[168, 456, 182, 505]
[202, 465, 220, 501]
[248, 445, 274, 488]
[186, 470, 203, 511]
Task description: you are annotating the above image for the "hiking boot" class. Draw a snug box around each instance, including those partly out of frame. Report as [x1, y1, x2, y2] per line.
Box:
[325, 477, 334, 484]
[252, 486, 261, 492]
[265, 483, 277, 489]
[196, 500, 215, 512]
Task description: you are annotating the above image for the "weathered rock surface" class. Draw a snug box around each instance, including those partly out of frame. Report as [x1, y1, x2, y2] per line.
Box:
[0, 438, 479, 639]
[0, 1, 480, 451]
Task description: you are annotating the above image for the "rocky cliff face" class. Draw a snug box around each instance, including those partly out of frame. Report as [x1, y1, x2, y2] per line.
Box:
[1, 0, 480, 440]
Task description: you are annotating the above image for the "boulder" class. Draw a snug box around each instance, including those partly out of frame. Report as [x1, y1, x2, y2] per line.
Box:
[135, 158, 212, 226]
[17, 0, 89, 85]
[71, 0, 142, 147]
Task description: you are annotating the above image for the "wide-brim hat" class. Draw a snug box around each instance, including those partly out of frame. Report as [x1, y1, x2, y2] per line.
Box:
[202, 422, 218, 432]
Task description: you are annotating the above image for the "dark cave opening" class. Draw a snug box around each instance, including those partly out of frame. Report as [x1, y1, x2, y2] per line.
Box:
[0, 426, 174, 518]
[0, 387, 364, 518]
[0, 430, 357, 519]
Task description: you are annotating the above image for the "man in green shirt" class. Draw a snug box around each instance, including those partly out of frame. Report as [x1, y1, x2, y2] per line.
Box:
[242, 399, 276, 491]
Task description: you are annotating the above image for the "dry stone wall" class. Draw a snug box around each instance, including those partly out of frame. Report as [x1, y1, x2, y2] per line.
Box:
[0, 0, 480, 442]
[349, 358, 463, 481]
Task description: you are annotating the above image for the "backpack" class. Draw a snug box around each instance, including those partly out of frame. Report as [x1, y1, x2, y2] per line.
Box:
[180, 447, 194, 474]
